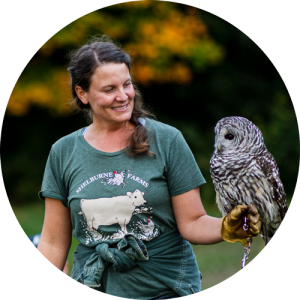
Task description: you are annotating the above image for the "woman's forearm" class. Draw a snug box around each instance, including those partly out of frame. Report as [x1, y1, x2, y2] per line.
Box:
[172, 187, 224, 245]
[37, 239, 71, 271]
[180, 214, 223, 245]
[38, 197, 73, 271]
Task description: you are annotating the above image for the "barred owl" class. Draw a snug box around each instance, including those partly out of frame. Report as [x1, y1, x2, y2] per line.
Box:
[210, 116, 288, 244]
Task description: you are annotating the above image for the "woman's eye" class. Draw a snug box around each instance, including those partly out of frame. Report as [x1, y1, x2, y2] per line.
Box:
[124, 82, 131, 87]
[225, 134, 234, 140]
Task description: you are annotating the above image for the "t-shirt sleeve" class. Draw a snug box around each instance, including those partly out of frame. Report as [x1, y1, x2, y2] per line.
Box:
[38, 147, 68, 207]
[166, 131, 206, 197]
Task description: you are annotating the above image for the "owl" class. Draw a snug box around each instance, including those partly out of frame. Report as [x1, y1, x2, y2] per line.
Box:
[210, 116, 288, 244]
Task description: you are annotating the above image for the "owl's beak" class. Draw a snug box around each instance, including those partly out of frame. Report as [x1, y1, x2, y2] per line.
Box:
[217, 142, 222, 153]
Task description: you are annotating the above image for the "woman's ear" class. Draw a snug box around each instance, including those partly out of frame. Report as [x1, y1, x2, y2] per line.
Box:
[75, 86, 89, 105]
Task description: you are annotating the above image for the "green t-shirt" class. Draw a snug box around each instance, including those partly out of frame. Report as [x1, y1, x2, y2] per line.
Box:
[39, 118, 206, 298]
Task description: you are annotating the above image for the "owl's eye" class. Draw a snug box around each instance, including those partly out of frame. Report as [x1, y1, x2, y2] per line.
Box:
[225, 134, 234, 140]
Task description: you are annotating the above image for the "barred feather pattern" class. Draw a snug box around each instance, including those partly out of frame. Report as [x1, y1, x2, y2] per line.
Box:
[210, 116, 288, 244]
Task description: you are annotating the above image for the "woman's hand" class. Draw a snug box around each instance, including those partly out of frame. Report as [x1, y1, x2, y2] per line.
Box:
[221, 204, 262, 246]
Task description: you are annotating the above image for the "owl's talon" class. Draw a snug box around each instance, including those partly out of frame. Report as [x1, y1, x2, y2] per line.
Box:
[242, 216, 249, 231]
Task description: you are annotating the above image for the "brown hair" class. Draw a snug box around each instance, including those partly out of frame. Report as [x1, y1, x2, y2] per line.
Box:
[67, 36, 155, 157]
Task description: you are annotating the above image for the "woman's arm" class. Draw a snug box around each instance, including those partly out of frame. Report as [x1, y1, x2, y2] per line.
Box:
[172, 187, 223, 245]
[37, 197, 72, 271]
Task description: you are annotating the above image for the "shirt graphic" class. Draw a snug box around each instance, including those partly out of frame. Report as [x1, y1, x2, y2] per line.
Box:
[76, 169, 149, 194]
[77, 170, 158, 245]
[81, 189, 146, 234]
[101, 169, 130, 188]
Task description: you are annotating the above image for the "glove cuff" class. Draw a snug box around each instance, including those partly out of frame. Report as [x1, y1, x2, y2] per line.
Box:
[221, 215, 236, 244]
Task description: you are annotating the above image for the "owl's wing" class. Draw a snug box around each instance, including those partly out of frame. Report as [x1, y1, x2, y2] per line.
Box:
[256, 151, 288, 219]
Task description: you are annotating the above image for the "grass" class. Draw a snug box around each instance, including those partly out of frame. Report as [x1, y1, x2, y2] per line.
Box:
[11, 201, 265, 290]
[11, 202, 79, 275]
[193, 236, 264, 289]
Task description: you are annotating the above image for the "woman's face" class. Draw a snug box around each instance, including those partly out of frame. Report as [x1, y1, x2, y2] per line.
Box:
[76, 63, 135, 126]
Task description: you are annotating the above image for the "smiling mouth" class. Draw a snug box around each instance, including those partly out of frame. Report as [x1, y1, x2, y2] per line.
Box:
[111, 103, 128, 111]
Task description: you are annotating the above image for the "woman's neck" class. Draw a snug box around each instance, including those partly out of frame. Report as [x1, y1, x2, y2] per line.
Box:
[83, 120, 135, 153]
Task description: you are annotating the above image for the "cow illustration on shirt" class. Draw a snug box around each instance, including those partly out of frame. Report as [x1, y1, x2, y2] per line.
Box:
[80, 189, 147, 234]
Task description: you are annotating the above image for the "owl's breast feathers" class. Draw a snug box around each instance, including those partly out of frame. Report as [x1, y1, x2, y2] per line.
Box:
[210, 150, 287, 224]
[210, 153, 254, 216]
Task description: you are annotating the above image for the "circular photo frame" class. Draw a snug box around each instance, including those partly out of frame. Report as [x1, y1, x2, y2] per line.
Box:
[1, 1, 299, 299]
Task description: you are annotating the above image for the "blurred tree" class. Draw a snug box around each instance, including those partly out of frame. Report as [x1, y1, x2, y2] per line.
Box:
[7, 1, 223, 116]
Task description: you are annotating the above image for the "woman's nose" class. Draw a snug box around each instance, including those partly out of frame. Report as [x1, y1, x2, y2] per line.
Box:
[115, 88, 128, 101]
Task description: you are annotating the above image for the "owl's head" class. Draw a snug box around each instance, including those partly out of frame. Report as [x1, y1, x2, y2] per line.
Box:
[213, 116, 265, 155]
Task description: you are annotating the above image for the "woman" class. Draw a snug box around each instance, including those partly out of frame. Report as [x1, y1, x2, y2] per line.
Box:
[38, 37, 261, 299]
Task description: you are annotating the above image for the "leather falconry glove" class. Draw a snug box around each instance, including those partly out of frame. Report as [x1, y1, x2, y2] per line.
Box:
[221, 204, 262, 247]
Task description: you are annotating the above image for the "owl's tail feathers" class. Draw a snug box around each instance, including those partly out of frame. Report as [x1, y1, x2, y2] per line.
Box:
[261, 218, 282, 245]
[260, 221, 269, 245]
